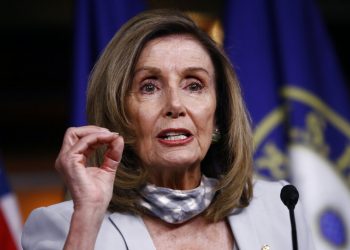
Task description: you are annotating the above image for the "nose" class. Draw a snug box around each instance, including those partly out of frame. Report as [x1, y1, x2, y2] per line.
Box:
[164, 87, 186, 118]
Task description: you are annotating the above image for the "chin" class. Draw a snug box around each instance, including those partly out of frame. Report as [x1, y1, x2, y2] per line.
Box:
[141, 146, 203, 169]
[160, 153, 201, 169]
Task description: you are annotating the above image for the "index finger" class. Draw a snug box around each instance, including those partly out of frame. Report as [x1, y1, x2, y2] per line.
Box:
[60, 126, 111, 154]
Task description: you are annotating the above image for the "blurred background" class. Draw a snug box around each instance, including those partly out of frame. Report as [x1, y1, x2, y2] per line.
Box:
[0, 0, 349, 249]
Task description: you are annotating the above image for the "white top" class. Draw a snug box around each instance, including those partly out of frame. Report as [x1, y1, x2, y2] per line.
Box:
[22, 179, 315, 250]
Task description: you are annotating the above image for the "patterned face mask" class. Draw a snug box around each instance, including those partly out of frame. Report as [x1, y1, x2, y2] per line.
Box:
[139, 175, 218, 224]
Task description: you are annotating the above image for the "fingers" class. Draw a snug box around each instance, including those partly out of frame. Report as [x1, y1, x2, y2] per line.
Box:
[101, 136, 124, 173]
[56, 126, 124, 172]
[69, 132, 119, 156]
[55, 126, 124, 211]
[60, 126, 111, 155]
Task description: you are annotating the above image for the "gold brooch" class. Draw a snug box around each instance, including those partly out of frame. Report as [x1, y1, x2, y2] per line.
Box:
[261, 245, 270, 250]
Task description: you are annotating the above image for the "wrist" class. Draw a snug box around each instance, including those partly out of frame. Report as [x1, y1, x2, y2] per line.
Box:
[64, 207, 106, 250]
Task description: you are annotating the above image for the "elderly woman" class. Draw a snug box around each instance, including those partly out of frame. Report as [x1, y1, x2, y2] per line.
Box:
[22, 10, 314, 250]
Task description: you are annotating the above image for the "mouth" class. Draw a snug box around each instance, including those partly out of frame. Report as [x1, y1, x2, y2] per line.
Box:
[157, 129, 193, 144]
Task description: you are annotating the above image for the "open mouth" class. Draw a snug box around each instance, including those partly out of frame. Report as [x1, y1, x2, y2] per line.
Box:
[157, 129, 192, 141]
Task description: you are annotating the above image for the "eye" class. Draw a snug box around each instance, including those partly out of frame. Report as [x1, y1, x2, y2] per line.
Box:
[140, 82, 158, 94]
[187, 81, 204, 92]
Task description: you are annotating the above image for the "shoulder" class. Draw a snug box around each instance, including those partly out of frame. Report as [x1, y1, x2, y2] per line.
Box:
[33, 200, 75, 219]
[248, 179, 304, 225]
[252, 178, 287, 195]
[21, 201, 129, 250]
[23, 200, 75, 229]
[251, 179, 287, 204]
[21, 201, 74, 250]
[241, 179, 289, 222]
[229, 179, 315, 249]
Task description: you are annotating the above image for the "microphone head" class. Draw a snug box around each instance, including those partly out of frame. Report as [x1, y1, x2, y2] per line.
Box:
[280, 184, 299, 210]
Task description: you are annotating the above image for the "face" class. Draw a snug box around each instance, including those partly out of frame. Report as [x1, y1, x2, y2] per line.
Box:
[126, 35, 216, 174]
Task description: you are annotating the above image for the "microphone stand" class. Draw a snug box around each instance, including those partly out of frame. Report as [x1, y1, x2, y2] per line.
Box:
[289, 206, 298, 250]
[280, 184, 299, 250]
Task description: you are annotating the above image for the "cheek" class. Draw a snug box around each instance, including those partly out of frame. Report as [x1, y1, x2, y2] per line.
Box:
[193, 96, 216, 126]
[127, 100, 160, 146]
[190, 100, 216, 142]
[202, 112, 216, 141]
[132, 111, 155, 138]
[129, 112, 155, 161]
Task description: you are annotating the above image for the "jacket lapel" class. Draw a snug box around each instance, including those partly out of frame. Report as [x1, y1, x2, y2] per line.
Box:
[109, 208, 265, 250]
[228, 208, 262, 249]
[109, 213, 156, 250]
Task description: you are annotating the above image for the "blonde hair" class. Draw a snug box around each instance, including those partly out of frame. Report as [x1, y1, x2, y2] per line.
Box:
[87, 9, 253, 222]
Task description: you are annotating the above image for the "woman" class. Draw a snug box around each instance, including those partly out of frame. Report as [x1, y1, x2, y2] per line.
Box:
[22, 10, 314, 250]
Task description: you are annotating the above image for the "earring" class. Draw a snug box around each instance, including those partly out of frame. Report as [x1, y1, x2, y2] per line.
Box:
[212, 128, 221, 143]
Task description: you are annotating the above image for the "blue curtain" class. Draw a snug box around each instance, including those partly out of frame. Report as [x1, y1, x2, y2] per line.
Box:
[223, 0, 350, 249]
[72, 0, 146, 126]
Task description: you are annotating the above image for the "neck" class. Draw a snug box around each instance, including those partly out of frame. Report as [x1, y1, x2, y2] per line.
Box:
[147, 165, 201, 190]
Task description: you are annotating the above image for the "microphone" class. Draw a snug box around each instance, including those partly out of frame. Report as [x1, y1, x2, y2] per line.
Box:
[280, 184, 299, 250]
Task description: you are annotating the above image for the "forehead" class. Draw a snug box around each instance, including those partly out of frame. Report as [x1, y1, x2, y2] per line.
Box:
[135, 34, 214, 73]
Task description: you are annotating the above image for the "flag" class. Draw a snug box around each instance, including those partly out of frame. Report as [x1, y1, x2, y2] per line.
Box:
[224, 0, 350, 249]
[0, 159, 22, 250]
[73, 0, 146, 126]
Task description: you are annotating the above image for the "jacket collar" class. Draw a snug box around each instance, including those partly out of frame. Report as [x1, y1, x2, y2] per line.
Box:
[227, 208, 261, 249]
[109, 212, 156, 250]
[109, 204, 269, 250]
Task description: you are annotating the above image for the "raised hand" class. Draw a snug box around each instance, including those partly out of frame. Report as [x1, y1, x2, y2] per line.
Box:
[55, 125, 124, 212]
[54, 126, 124, 249]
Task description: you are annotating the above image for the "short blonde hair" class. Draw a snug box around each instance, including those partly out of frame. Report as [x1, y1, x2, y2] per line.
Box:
[87, 9, 253, 222]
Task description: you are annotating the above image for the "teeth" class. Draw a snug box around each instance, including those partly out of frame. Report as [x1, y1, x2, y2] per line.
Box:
[164, 134, 188, 140]
[165, 132, 182, 136]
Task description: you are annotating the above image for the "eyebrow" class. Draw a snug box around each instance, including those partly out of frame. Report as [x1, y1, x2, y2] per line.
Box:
[134, 66, 161, 75]
[183, 67, 210, 76]
[134, 66, 210, 76]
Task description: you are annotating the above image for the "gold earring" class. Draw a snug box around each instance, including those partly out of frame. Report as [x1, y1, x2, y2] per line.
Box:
[212, 128, 221, 143]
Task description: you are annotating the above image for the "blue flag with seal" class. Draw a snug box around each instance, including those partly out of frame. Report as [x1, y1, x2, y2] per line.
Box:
[224, 0, 350, 249]
[73, 0, 146, 126]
